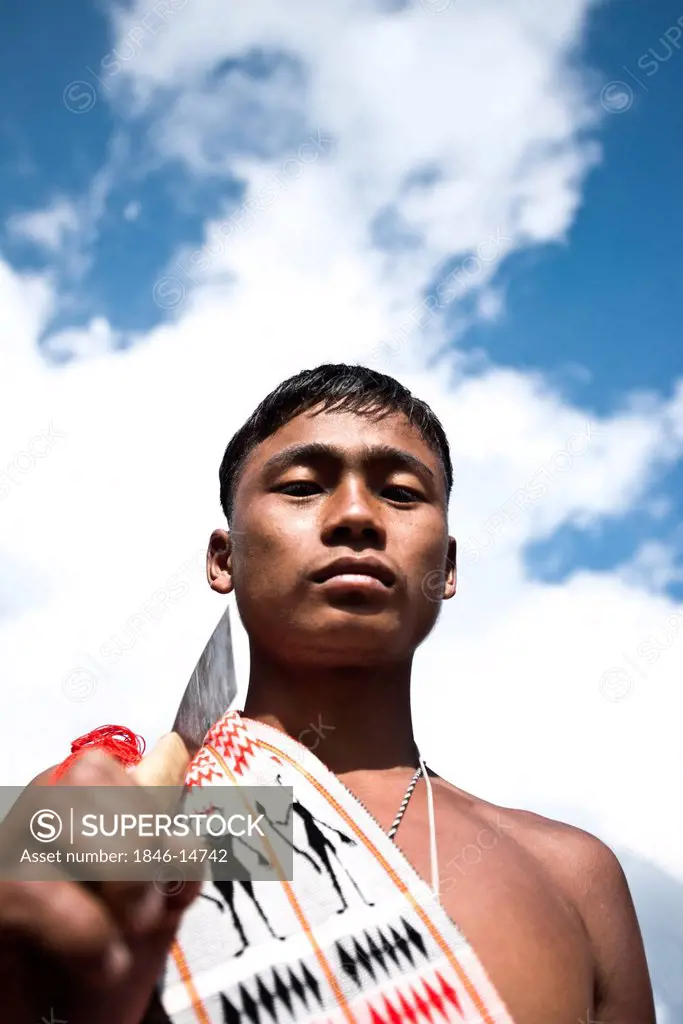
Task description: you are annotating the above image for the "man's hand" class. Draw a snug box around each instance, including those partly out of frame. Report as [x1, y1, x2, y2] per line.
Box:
[0, 748, 202, 1024]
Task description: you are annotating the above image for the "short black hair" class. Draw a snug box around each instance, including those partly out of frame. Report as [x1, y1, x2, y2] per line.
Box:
[218, 363, 453, 522]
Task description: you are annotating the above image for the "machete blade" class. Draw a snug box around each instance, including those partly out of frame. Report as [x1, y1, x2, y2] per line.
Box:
[172, 605, 237, 756]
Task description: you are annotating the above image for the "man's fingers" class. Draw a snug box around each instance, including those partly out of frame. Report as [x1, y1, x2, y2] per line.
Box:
[55, 744, 201, 927]
[0, 742, 203, 1024]
[160, 875, 203, 913]
[55, 747, 137, 788]
[52, 733, 191, 790]
[88, 880, 165, 935]
[0, 879, 130, 986]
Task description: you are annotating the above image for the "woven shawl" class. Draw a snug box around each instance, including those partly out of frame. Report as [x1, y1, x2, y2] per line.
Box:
[155, 711, 515, 1024]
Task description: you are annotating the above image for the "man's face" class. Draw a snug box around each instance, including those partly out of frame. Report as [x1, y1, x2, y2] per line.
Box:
[208, 405, 456, 667]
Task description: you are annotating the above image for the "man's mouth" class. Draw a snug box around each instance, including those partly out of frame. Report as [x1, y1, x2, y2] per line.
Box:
[310, 556, 396, 589]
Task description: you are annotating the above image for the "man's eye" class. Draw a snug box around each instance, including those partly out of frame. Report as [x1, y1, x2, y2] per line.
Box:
[278, 481, 321, 496]
[277, 482, 421, 501]
[384, 485, 422, 502]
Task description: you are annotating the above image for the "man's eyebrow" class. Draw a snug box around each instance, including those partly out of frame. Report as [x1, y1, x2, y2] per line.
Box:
[260, 442, 437, 485]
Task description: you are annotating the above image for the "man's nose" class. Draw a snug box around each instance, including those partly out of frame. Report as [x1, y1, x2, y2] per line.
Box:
[321, 480, 385, 545]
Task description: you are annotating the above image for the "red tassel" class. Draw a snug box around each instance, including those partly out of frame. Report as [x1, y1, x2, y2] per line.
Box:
[50, 725, 146, 783]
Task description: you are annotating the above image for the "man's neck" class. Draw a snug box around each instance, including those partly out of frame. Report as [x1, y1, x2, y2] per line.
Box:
[242, 651, 419, 775]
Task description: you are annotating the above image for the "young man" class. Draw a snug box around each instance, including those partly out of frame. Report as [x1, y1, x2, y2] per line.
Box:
[2, 364, 655, 1023]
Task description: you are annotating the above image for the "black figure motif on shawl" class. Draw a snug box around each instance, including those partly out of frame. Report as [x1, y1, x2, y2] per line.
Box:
[199, 817, 285, 957]
[199, 779, 375, 956]
[257, 776, 375, 913]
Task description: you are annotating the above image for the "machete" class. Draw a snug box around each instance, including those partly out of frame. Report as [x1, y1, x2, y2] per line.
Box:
[172, 603, 237, 756]
[133, 605, 237, 787]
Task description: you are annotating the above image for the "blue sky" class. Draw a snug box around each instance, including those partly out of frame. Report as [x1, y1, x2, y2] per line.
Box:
[1, 4, 682, 1017]
[3, 0, 682, 599]
[475, 0, 683, 411]
[4, 0, 683, 386]
[1, 3, 278, 334]
[460, 0, 683, 595]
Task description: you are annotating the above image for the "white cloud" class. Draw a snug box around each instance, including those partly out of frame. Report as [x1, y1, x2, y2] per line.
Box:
[618, 539, 683, 594]
[41, 316, 122, 362]
[123, 200, 141, 221]
[7, 197, 80, 253]
[4, 133, 131, 286]
[0, 259, 54, 374]
[103, 0, 602, 300]
[2, 2, 682, 1014]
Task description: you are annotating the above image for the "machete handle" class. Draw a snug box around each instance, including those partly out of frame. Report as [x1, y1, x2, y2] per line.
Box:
[131, 732, 191, 788]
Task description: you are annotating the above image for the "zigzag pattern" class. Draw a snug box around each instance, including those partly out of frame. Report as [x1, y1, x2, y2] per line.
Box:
[204, 710, 258, 777]
[335, 917, 429, 988]
[219, 960, 326, 1023]
[365, 970, 464, 1023]
[185, 748, 223, 788]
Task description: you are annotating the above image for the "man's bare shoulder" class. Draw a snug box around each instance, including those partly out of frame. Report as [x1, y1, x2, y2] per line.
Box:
[434, 780, 655, 1019]
[486, 801, 614, 887]
[433, 774, 618, 903]
[478, 798, 656, 1020]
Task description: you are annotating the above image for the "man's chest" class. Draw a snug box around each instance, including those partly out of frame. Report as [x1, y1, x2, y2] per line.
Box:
[347, 780, 595, 1024]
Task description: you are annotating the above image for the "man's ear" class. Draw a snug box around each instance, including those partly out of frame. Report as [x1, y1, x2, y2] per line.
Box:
[444, 535, 457, 600]
[207, 528, 234, 596]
